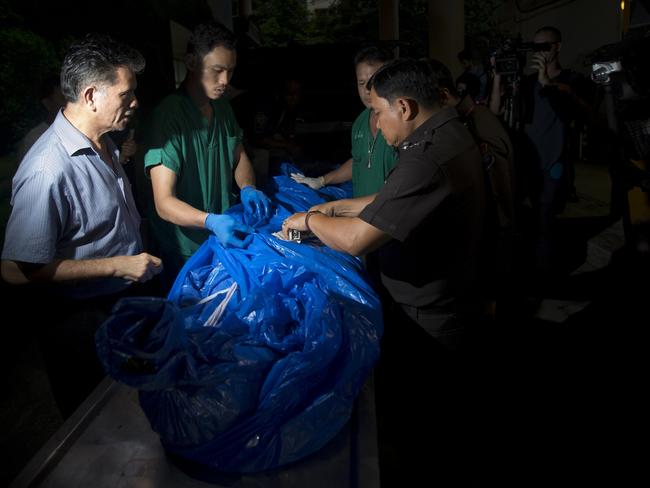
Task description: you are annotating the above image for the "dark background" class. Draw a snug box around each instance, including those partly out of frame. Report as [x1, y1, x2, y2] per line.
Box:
[1, 1, 648, 486]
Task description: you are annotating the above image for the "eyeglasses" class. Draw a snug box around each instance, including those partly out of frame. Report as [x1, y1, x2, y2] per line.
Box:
[532, 41, 559, 52]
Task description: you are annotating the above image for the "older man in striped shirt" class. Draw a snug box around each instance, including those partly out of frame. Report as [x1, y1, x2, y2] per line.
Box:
[1, 34, 161, 417]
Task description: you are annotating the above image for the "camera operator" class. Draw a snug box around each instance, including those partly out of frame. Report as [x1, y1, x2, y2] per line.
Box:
[590, 33, 650, 261]
[517, 26, 593, 280]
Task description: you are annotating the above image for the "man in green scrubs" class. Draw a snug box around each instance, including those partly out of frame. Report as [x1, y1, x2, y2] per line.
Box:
[145, 22, 271, 286]
[291, 46, 397, 197]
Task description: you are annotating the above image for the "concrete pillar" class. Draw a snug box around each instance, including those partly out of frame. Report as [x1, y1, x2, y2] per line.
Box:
[379, 0, 399, 56]
[206, 0, 233, 30]
[428, 0, 464, 77]
[239, 0, 253, 18]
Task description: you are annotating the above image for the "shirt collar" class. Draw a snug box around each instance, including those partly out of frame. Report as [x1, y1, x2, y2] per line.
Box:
[52, 110, 95, 157]
[398, 106, 459, 153]
[51, 110, 119, 159]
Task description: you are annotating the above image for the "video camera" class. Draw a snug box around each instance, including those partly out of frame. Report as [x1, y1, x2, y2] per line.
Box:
[588, 33, 650, 196]
[492, 39, 553, 76]
[589, 34, 650, 100]
[591, 61, 624, 85]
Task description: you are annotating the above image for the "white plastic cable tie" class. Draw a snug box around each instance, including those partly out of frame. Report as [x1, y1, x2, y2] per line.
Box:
[204, 282, 238, 327]
[196, 287, 230, 306]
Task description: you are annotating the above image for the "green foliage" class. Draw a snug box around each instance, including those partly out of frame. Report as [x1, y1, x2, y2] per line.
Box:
[252, 0, 379, 47]
[252, 0, 430, 53]
[252, 0, 311, 46]
[0, 0, 20, 25]
[465, 0, 511, 54]
[308, 0, 379, 44]
[0, 23, 62, 154]
[465, 0, 502, 36]
[0, 1, 78, 154]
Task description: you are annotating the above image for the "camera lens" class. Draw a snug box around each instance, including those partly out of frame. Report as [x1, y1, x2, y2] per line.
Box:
[533, 42, 552, 52]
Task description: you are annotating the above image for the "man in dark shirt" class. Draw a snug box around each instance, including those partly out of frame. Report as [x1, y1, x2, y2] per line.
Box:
[283, 59, 485, 486]
[283, 58, 485, 348]
[282, 58, 485, 484]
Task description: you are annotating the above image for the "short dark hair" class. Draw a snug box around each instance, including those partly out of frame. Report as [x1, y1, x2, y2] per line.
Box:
[367, 58, 439, 109]
[354, 45, 394, 67]
[186, 22, 237, 58]
[535, 26, 562, 42]
[60, 34, 145, 103]
[426, 58, 456, 97]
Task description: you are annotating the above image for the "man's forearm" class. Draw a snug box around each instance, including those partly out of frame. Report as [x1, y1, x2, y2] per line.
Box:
[155, 195, 209, 228]
[322, 158, 353, 185]
[307, 214, 390, 256]
[2, 257, 119, 284]
[233, 145, 256, 189]
[334, 195, 377, 217]
[489, 77, 502, 115]
[309, 194, 376, 218]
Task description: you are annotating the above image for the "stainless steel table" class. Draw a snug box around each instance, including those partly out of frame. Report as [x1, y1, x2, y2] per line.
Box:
[11, 375, 379, 488]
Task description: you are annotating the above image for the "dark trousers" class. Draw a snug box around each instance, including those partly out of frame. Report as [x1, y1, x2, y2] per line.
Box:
[374, 301, 482, 486]
[35, 282, 157, 418]
[37, 295, 113, 418]
[534, 163, 567, 275]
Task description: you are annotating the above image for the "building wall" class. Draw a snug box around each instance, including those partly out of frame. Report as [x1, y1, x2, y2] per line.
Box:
[206, 0, 234, 29]
[428, 1, 465, 77]
[496, 0, 622, 74]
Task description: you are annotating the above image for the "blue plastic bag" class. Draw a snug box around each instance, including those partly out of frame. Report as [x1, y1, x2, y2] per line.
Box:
[96, 163, 382, 474]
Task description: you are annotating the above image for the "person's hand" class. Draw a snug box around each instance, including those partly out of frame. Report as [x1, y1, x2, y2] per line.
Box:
[240, 186, 272, 220]
[530, 53, 551, 87]
[113, 253, 163, 282]
[281, 212, 307, 239]
[291, 173, 325, 190]
[119, 129, 137, 164]
[205, 214, 253, 248]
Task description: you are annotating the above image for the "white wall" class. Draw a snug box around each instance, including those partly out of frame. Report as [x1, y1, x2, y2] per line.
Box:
[170, 20, 191, 88]
[496, 0, 622, 74]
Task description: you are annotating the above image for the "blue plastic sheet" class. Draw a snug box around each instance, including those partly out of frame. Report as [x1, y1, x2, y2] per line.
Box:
[96, 164, 382, 474]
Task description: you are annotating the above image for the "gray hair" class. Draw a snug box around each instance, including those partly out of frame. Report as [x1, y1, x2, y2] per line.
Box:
[60, 34, 145, 103]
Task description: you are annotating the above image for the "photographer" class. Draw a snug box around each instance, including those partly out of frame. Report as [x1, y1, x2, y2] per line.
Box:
[492, 26, 593, 279]
[525, 27, 594, 277]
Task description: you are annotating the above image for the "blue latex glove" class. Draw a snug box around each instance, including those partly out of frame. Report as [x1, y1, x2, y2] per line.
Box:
[241, 186, 272, 221]
[205, 214, 253, 248]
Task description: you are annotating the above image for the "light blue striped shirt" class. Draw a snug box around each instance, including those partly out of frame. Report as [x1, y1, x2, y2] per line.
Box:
[2, 110, 142, 298]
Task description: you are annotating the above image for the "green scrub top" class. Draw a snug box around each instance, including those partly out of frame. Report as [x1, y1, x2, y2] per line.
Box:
[144, 87, 242, 259]
[350, 108, 398, 198]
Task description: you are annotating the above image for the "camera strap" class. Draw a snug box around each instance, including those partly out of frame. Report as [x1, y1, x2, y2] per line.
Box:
[463, 111, 495, 173]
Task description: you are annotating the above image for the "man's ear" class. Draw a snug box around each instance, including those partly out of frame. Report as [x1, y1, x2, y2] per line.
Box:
[81, 85, 98, 111]
[396, 97, 419, 121]
[438, 88, 451, 106]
